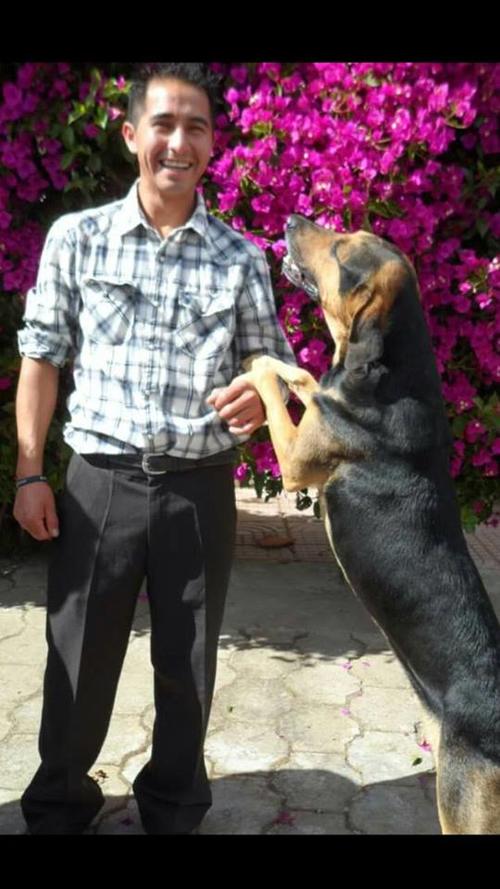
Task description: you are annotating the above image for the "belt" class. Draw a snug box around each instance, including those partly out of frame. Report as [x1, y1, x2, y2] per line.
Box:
[80, 449, 237, 476]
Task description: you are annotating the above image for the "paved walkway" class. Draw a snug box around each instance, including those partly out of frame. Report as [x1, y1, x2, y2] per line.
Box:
[0, 487, 499, 834]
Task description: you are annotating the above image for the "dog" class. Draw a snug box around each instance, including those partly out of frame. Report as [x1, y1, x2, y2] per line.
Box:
[242, 214, 500, 834]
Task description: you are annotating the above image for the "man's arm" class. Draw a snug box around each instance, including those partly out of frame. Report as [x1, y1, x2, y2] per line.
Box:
[208, 245, 296, 436]
[13, 357, 60, 541]
[15, 216, 79, 540]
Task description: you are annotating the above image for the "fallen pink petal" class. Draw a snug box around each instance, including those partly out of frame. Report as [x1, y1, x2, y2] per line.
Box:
[418, 740, 433, 752]
[340, 707, 351, 716]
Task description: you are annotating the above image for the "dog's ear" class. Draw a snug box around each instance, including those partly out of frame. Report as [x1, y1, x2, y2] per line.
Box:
[345, 315, 384, 371]
[338, 256, 370, 297]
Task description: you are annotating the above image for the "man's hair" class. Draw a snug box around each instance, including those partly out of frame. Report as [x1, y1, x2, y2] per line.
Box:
[127, 63, 221, 128]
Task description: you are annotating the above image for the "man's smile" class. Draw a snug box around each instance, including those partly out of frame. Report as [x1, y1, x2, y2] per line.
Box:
[158, 158, 193, 171]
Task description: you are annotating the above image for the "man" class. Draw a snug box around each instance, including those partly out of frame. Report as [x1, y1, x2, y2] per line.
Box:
[15, 63, 294, 835]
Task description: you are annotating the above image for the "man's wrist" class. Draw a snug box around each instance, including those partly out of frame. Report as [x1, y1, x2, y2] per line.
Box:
[16, 456, 44, 477]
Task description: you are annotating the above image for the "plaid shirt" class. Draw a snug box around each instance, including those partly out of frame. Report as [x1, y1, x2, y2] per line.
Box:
[18, 182, 295, 458]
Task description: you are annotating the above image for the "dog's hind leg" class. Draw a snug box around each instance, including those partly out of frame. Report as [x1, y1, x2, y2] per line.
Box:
[437, 731, 500, 834]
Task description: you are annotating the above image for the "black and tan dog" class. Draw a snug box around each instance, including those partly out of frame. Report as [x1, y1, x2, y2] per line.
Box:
[242, 214, 500, 834]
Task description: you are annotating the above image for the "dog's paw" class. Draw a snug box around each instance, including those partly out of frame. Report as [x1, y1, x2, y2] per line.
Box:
[249, 354, 274, 375]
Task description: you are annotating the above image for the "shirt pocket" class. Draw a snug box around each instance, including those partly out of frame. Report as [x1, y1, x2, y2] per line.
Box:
[174, 288, 235, 361]
[81, 276, 137, 346]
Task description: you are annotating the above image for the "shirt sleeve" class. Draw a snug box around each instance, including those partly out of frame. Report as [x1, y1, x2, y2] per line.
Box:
[17, 216, 79, 368]
[234, 245, 296, 369]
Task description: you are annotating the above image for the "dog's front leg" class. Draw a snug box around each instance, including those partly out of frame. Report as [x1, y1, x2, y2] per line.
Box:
[243, 355, 318, 407]
[241, 357, 326, 491]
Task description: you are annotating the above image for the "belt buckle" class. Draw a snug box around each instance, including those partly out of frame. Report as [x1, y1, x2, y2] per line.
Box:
[141, 452, 167, 475]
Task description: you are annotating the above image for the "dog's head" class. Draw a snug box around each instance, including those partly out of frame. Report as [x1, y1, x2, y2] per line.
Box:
[283, 215, 416, 369]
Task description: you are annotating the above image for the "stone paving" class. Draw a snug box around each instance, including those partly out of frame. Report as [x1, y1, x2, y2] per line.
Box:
[0, 487, 499, 835]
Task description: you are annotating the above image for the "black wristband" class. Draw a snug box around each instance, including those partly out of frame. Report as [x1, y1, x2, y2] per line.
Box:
[15, 475, 49, 489]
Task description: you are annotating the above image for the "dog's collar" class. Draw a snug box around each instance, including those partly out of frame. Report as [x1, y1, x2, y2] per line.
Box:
[282, 255, 320, 301]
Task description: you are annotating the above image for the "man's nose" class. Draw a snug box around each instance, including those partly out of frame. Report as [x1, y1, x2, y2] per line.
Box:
[168, 125, 188, 151]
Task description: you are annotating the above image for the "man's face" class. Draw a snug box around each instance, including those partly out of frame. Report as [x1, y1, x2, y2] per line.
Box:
[122, 77, 214, 202]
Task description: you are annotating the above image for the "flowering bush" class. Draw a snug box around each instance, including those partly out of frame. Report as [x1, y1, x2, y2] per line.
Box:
[206, 62, 500, 528]
[0, 62, 136, 548]
[0, 62, 498, 549]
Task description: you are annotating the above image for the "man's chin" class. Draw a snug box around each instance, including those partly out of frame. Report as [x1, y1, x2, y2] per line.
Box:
[153, 182, 191, 200]
[155, 175, 195, 193]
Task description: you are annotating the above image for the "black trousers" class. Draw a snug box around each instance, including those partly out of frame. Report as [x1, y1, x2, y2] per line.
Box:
[21, 452, 236, 834]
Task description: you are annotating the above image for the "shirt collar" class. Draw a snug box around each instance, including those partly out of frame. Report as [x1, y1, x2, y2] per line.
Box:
[115, 180, 211, 246]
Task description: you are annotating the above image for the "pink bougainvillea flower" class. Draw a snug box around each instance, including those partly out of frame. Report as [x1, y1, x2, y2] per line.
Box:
[0, 210, 12, 230]
[84, 123, 101, 139]
[234, 462, 250, 482]
[464, 420, 487, 443]
[273, 810, 295, 826]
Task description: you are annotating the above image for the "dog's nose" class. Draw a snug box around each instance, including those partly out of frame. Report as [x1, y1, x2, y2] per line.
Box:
[286, 215, 300, 231]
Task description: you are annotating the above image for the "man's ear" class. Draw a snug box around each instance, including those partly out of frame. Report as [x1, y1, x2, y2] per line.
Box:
[345, 315, 384, 371]
[122, 120, 138, 155]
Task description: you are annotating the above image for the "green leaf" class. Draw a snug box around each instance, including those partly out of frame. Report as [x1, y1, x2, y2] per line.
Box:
[61, 151, 75, 170]
[460, 504, 477, 532]
[367, 199, 405, 220]
[342, 207, 352, 228]
[87, 154, 102, 173]
[412, 757, 423, 766]
[61, 126, 75, 150]
[67, 102, 87, 125]
[251, 122, 272, 137]
[95, 107, 109, 130]
[476, 218, 489, 238]
[452, 415, 468, 437]
[253, 471, 265, 499]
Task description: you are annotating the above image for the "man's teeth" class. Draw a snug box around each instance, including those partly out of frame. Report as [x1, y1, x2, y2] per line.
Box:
[160, 160, 191, 169]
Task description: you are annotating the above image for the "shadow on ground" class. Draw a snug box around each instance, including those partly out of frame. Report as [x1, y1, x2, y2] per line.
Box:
[0, 550, 391, 662]
[0, 767, 439, 835]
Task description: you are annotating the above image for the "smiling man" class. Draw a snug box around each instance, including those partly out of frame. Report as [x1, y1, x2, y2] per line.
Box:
[15, 63, 294, 835]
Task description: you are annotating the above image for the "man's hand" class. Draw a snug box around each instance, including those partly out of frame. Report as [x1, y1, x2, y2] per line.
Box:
[13, 482, 60, 542]
[207, 374, 265, 436]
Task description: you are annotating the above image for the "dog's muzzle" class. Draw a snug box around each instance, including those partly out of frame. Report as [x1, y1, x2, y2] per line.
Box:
[282, 254, 320, 301]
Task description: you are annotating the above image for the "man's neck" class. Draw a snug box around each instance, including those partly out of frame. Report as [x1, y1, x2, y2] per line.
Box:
[138, 182, 197, 239]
